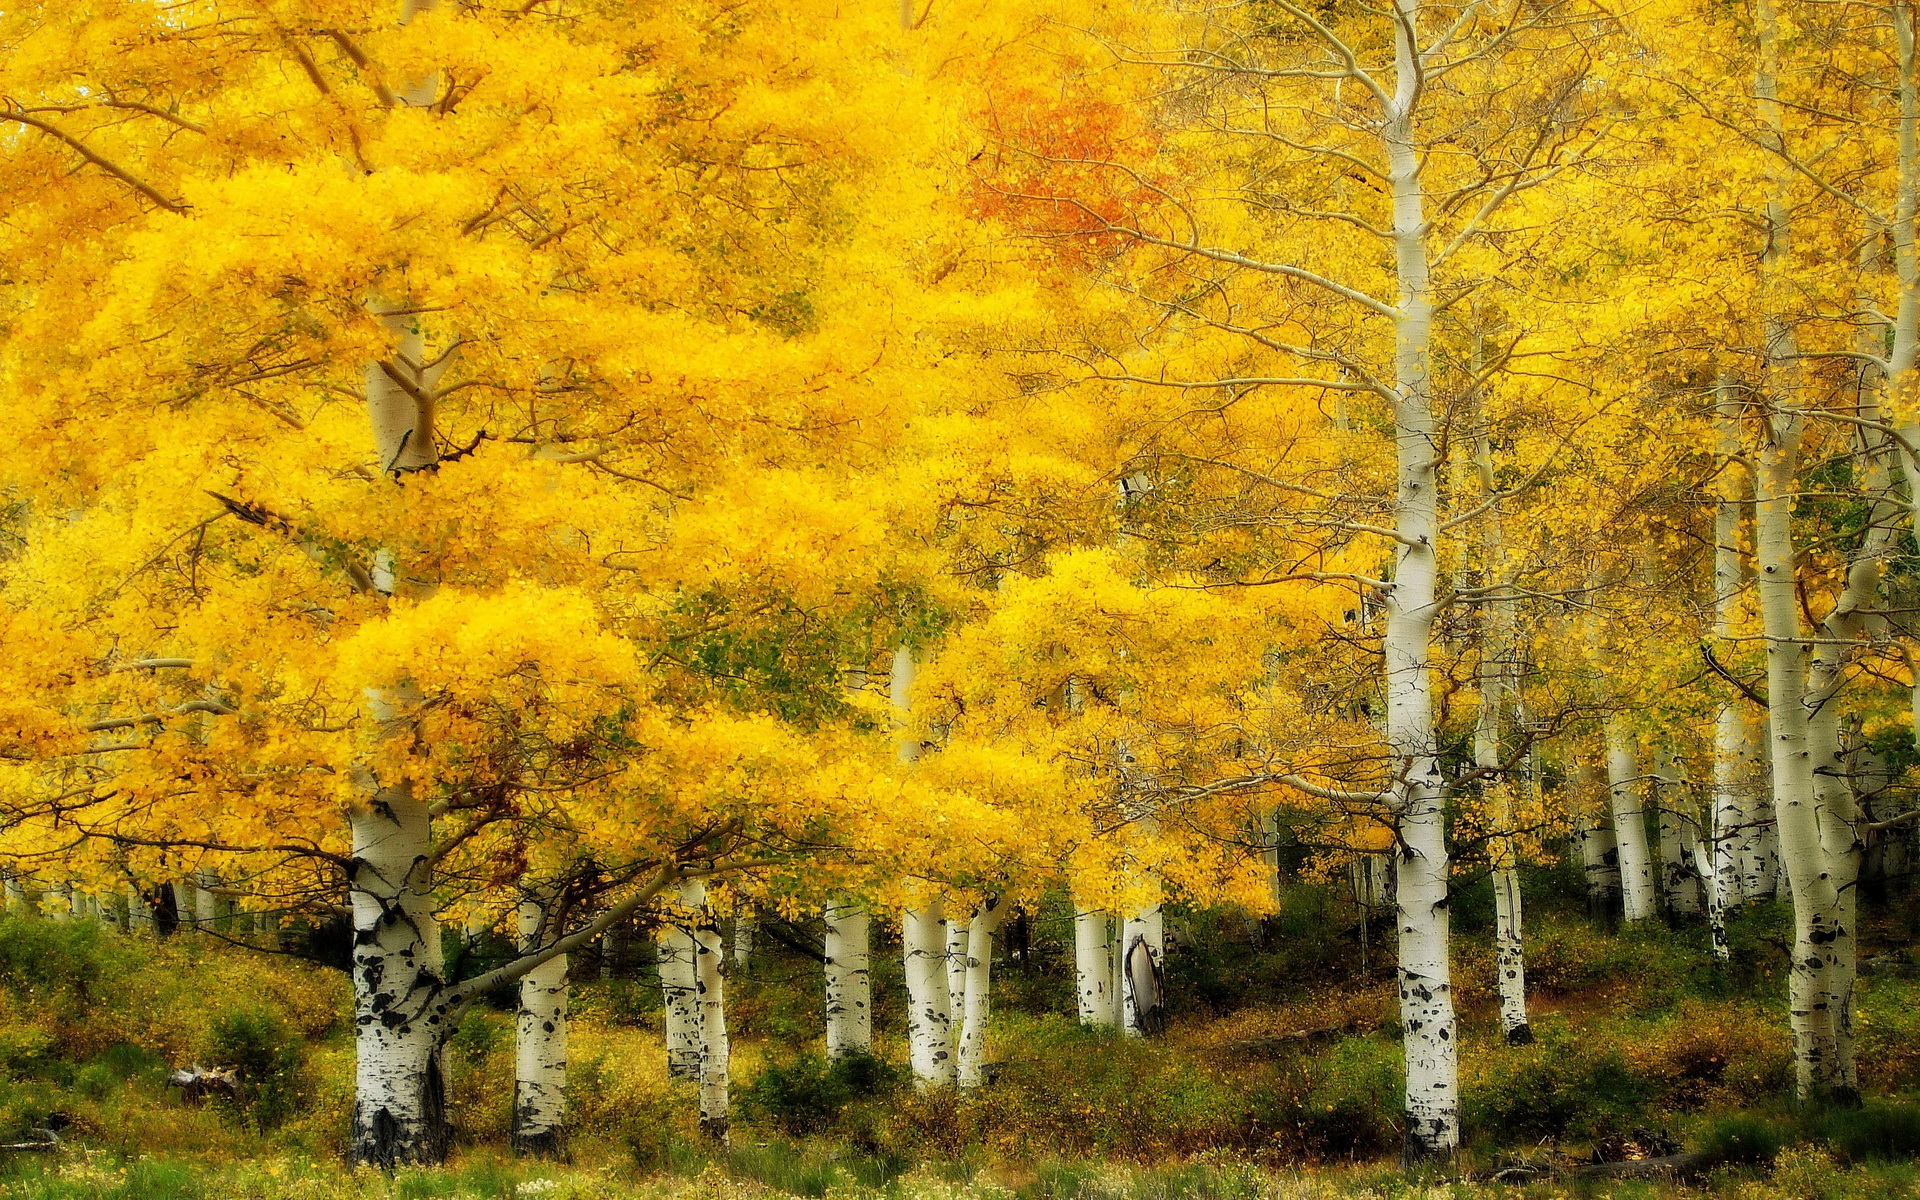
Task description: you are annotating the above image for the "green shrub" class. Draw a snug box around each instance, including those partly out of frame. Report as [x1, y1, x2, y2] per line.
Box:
[1464, 1023, 1652, 1143]
[204, 1007, 304, 1128]
[1295, 1037, 1402, 1157]
[1694, 1112, 1788, 1165]
[740, 1051, 904, 1135]
[1821, 1101, 1920, 1163]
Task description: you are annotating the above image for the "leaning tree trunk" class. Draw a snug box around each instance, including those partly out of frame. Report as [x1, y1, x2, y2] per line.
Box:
[1605, 726, 1658, 923]
[1120, 904, 1165, 1036]
[823, 901, 872, 1059]
[512, 895, 569, 1156]
[954, 896, 1001, 1088]
[902, 898, 955, 1086]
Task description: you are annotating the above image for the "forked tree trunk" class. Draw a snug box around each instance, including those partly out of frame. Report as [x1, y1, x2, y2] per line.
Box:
[512, 895, 569, 1156]
[823, 902, 872, 1059]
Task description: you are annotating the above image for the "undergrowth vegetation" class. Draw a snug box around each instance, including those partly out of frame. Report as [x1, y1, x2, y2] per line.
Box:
[0, 899, 1915, 1197]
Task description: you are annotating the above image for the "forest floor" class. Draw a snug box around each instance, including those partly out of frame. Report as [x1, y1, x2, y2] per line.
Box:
[0, 870, 1917, 1198]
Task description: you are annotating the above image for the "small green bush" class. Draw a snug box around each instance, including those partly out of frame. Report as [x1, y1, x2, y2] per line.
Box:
[1821, 1101, 1920, 1163]
[205, 1007, 304, 1128]
[740, 1051, 904, 1135]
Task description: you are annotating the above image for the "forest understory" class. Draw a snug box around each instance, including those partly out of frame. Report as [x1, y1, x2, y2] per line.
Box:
[2, 864, 1917, 1200]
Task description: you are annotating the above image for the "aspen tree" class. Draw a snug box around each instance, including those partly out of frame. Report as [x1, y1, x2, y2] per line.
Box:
[512, 890, 569, 1156]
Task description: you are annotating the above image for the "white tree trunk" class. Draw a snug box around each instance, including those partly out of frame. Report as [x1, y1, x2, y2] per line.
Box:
[1472, 548, 1530, 1045]
[1655, 751, 1702, 917]
[685, 879, 730, 1140]
[196, 873, 223, 930]
[1707, 706, 1747, 957]
[731, 915, 755, 966]
[657, 915, 701, 1081]
[1380, 10, 1457, 1144]
[902, 899, 955, 1086]
[944, 916, 968, 1023]
[954, 897, 1001, 1088]
[513, 897, 568, 1155]
[823, 902, 872, 1059]
[1742, 716, 1780, 902]
[1575, 763, 1621, 918]
[1605, 729, 1658, 923]
[1073, 903, 1116, 1027]
[349, 780, 451, 1168]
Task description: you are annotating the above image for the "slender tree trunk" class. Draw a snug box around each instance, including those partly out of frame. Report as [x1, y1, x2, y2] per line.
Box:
[1382, 1, 1457, 1147]
[1605, 727, 1658, 923]
[685, 879, 730, 1140]
[512, 896, 568, 1156]
[1656, 750, 1702, 918]
[902, 898, 955, 1086]
[823, 902, 872, 1059]
[1743, 717, 1781, 902]
[1473, 482, 1530, 1044]
[1073, 903, 1116, 1027]
[1576, 763, 1622, 920]
[731, 915, 756, 966]
[657, 917, 701, 1081]
[944, 916, 968, 1024]
[955, 896, 1001, 1087]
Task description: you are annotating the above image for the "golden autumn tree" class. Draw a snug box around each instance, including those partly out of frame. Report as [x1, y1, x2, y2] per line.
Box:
[0, 0, 1034, 1165]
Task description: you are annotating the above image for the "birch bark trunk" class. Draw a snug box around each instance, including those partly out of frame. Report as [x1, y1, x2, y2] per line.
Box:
[954, 897, 1001, 1088]
[685, 878, 730, 1140]
[348, 764, 452, 1168]
[1605, 727, 1658, 923]
[1382, 0, 1458, 1148]
[1471, 436, 1530, 1044]
[657, 918, 701, 1081]
[1575, 763, 1621, 920]
[1120, 906, 1166, 1036]
[823, 902, 872, 1059]
[1655, 750, 1702, 919]
[902, 898, 955, 1086]
[1073, 904, 1116, 1027]
[512, 895, 568, 1156]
